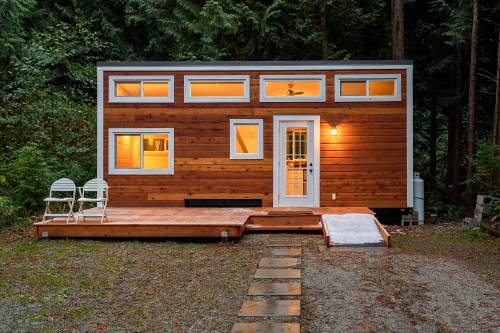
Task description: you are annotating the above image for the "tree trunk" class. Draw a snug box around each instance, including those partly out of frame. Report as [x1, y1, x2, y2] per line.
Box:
[391, 0, 404, 60]
[448, 47, 463, 204]
[493, 31, 500, 146]
[319, 0, 328, 59]
[491, 30, 500, 190]
[465, 0, 479, 204]
[430, 107, 437, 187]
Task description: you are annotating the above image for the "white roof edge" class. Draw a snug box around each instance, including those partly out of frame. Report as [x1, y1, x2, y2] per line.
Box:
[97, 64, 413, 71]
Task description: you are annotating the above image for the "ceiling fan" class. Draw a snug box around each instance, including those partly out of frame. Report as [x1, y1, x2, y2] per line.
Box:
[287, 83, 304, 96]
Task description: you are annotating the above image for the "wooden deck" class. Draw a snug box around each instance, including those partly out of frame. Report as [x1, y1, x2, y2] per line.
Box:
[34, 207, 373, 238]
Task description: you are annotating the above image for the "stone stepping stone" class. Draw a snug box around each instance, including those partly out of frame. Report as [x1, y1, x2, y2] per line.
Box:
[231, 322, 300, 333]
[254, 268, 301, 279]
[247, 282, 301, 296]
[238, 299, 300, 317]
[259, 257, 300, 268]
[267, 241, 302, 247]
[270, 248, 302, 256]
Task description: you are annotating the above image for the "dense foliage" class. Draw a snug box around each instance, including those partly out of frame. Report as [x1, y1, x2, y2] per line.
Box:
[0, 0, 499, 222]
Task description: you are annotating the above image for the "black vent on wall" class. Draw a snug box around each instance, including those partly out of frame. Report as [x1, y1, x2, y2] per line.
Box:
[184, 198, 262, 208]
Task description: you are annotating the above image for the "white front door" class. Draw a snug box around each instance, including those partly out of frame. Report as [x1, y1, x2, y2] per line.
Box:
[274, 116, 320, 207]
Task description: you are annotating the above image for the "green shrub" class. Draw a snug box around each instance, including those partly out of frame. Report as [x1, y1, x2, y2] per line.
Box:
[4, 145, 55, 212]
[472, 141, 500, 196]
[0, 196, 19, 226]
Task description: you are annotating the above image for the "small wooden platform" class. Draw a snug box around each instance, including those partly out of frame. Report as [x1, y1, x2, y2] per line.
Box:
[34, 207, 373, 238]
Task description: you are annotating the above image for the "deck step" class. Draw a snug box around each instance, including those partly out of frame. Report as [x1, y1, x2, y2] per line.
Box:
[238, 299, 300, 317]
[245, 224, 321, 231]
[231, 323, 300, 333]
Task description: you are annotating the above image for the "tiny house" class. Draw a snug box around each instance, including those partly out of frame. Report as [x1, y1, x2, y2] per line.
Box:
[96, 60, 413, 210]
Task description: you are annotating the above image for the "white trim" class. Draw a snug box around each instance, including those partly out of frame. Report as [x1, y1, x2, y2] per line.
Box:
[229, 119, 264, 159]
[184, 75, 250, 103]
[98, 65, 413, 71]
[259, 74, 326, 102]
[108, 128, 174, 175]
[97, 69, 104, 179]
[108, 75, 174, 103]
[334, 74, 401, 102]
[273, 115, 320, 208]
[406, 67, 414, 207]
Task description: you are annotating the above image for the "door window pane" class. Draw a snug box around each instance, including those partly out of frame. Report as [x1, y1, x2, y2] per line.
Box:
[143, 82, 169, 97]
[190, 81, 245, 97]
[368, 80, 395, 96]
[340, 81, 366, 96]
[286, 127, 307, 196]
[143, 134, 169, 169]
[265, 81, 321, 97]
[235, 125, 258, 154]
[115, 82, 141, 97]
[115, 135, 140, 168]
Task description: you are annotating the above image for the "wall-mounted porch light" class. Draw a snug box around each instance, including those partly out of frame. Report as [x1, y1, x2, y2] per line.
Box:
[330, 125, 338, 136]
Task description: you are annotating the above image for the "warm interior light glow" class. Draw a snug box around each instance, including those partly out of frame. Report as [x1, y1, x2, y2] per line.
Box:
[235, 125, 258, 154]
[330, 126, 338, 136]
[286, 127, 307, 196]
[115, 82, 141, 97]
[340, 81, 366, 96]
[369, 80, 395, 96]
[190, 81, 244, 97]
[143, 82, 169, 97]
[143, 134, 169, 169]
[265, 80, 321, 97]
[116, 135, 140, 168]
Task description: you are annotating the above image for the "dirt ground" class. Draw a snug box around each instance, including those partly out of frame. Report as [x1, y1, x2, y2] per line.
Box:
[0, 223, 499, 332]
[302, 225, 500, 332]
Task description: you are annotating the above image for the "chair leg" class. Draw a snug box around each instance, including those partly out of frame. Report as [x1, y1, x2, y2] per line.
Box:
[100, 199, 108, 223]
[42, 201, 50, 223]
[76, 201, 84, 223]
[66, 199, 75, 224]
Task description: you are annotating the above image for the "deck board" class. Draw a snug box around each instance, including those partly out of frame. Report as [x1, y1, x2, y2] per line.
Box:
[34, 207, 373, 238]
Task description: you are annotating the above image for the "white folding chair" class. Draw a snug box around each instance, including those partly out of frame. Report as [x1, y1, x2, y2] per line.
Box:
[76, 178, 109, 223]
[42, 178, 76, 223]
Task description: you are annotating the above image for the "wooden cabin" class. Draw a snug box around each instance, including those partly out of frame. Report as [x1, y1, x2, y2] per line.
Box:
[96, 60, 413, 210]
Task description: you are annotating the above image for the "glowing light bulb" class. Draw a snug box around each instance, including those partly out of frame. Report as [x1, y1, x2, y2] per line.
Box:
[330, 126, 338, 136]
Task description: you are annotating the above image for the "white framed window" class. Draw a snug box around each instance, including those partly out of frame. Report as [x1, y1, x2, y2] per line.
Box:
[229, 119, 263, 159]
[259, 74, 326, 102]
[334, 74, 401, 102]
[109, 76, 174, 103]
[184, 75, 250, 103]
[108, 128, 174, 175]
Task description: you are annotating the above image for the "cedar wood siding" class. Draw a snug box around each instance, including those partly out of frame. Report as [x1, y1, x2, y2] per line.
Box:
[103, 69, 407, 208]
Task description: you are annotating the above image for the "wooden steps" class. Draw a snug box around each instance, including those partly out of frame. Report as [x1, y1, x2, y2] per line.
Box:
[245, 212, 322, 232]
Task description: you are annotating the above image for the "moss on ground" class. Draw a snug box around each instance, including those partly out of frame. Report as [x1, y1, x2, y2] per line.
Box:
[0, 223, 263, 332]
[392, 224, 500, 288]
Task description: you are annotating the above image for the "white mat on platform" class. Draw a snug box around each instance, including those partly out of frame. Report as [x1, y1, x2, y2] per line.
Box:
[323, 213, 384, 245]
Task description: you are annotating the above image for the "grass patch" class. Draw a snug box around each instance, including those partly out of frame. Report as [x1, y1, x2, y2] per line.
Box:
[393, 224, 500, 288]
[27, 273, 68, 289]
[67, 306, 91, 320]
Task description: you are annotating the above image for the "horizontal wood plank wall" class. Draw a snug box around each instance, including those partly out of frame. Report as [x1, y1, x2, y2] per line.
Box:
[103, 69, 407, 208]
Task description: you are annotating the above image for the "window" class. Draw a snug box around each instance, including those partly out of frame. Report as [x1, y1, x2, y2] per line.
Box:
[335, 74, 401, 102]
[229, 119, 263, 159]
[184, 75, 250, 103]
[109, 76, 174, 103]
[109, 128, 174, 175]
[259, 75, 326, 102]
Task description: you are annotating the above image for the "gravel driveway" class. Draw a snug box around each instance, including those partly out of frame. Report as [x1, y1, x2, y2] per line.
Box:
[302, 239, 500, 332]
